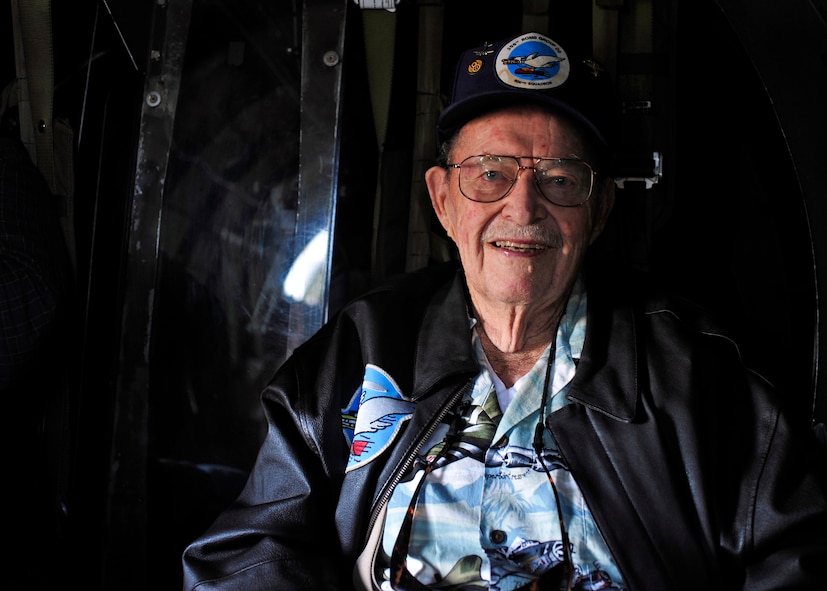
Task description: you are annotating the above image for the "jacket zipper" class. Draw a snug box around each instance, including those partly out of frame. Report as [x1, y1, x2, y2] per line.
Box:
[365, 378, 474, 537]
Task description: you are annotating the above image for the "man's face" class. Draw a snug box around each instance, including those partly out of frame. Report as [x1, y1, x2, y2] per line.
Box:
[426, 105, 614, 314]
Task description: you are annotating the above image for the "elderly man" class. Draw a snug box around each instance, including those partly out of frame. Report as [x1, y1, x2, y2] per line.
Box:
[182, 33, 827, 591]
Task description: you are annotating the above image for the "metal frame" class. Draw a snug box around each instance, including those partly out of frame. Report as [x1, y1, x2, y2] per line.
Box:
[716, 0, 827, 425]
[104, 0, 349, 585]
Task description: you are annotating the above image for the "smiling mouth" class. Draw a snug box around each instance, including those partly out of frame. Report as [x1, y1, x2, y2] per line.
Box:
[492, 240, 548, 253]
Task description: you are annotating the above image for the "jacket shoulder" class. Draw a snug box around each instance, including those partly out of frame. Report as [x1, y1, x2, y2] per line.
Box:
[588, 262, 735, 340]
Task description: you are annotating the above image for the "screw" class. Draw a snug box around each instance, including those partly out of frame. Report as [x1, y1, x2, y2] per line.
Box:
[323, 50, 339, 67]
[146, 91, 162, 107]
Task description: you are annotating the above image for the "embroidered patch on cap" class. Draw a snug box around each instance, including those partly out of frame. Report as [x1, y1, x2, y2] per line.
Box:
[495, 32, 570, 91]
[344, 364, 415, 473]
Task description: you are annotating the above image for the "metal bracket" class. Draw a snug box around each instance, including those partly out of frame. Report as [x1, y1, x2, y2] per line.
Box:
[615, 151, 663, 189]
[353, 0, 399, 12]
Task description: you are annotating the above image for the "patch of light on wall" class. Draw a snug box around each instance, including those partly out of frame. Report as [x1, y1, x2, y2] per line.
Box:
[283, 229, 329, 306]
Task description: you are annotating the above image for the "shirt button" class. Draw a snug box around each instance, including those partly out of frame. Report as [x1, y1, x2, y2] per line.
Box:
[489, 530, 506, 544]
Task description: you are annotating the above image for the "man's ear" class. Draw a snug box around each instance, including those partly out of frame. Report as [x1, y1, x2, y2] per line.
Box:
[589, 178, 615, 245]
[425, 165, 452, 237]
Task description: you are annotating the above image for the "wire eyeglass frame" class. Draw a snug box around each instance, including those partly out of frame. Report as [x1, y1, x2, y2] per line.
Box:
[446, 154, 598, 207]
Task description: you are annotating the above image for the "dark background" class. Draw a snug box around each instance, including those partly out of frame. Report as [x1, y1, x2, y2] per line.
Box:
[2, 1, 825, 589]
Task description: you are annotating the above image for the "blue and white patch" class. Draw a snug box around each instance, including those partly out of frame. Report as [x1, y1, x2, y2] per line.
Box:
[496, 32, 570, 91]
[343, 364, 415, 473]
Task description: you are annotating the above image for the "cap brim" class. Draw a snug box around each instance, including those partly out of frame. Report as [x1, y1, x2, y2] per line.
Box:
[437, 90, 609, 147]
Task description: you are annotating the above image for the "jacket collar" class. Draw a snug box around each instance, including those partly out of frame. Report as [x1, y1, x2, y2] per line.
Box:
[410, 264, 640, 421]
[412, 269, 478, 397]
[565, 267, 639, 422]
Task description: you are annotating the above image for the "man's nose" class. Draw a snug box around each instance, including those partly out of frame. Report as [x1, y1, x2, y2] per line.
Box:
[503, 168, 547, 222]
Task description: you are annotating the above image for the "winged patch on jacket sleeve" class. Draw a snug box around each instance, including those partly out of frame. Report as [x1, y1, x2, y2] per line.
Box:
[342, 364, 416, 472]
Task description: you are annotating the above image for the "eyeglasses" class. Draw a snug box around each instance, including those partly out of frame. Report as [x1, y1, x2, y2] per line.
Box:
[388, 413, 574, 590]
[446, 154, 597, 207]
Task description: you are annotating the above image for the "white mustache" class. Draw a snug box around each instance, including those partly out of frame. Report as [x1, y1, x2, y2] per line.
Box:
[481, 225, 562, 248]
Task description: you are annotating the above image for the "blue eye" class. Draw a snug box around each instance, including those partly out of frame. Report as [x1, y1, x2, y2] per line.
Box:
[482, 169, 505, 183]
[539, 173, 576, 189]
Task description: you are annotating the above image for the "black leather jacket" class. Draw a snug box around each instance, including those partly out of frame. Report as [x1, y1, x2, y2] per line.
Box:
[182, 262, 827, 590]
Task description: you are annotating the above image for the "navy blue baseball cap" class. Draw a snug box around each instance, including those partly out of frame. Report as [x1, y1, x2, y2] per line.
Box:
[437, 32, 617, 147]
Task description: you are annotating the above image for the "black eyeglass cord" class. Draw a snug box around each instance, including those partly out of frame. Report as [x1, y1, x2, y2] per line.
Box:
[393, 327, 575, 591]
[389, 400, 470, 591]
[533, 330, 575, 591]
